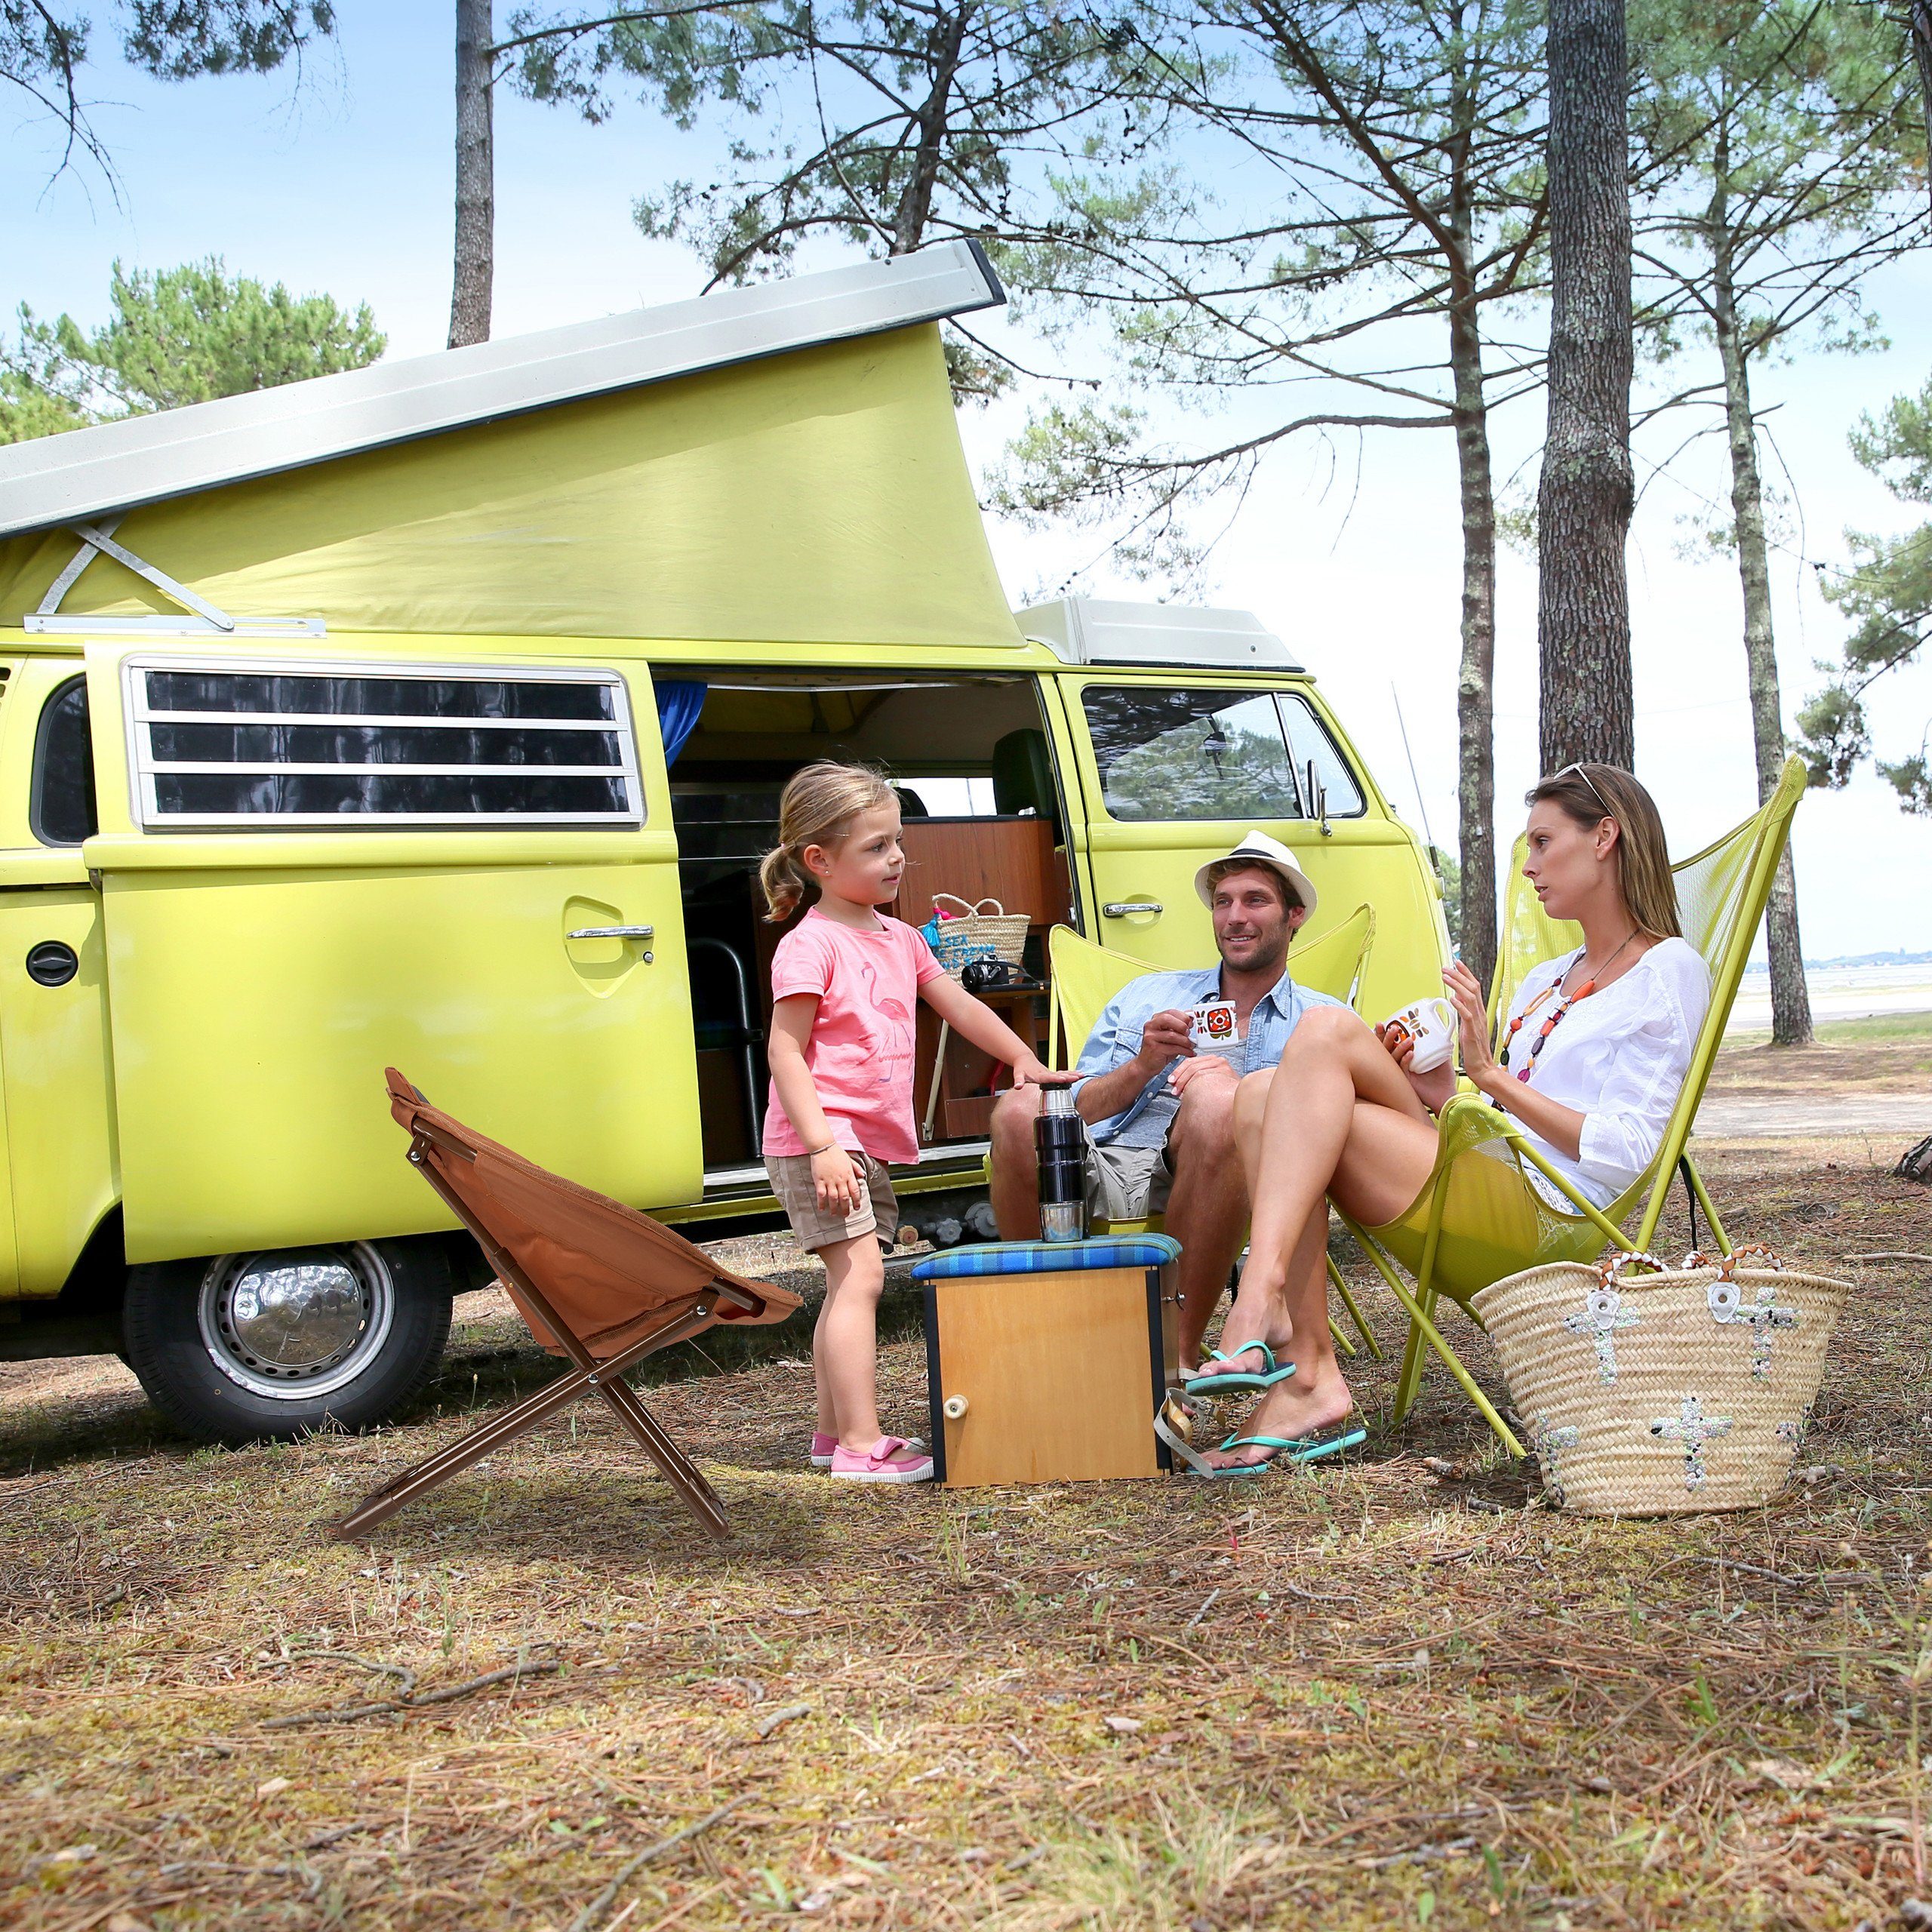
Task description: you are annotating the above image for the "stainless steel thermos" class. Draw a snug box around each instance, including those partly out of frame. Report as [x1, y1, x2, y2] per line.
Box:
[1035, 1085, 1085, 1242]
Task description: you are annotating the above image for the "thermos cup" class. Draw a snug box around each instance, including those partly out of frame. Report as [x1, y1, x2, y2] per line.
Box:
[1035, 1085, 1086, 1243]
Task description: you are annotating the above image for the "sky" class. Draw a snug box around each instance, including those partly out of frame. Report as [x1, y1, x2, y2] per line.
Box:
[6, 1, 1930, 961]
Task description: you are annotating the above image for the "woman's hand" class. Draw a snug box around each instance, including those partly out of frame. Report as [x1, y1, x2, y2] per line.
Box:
[1443, 960, 1500, 1089]
[1377, 1023, 1455, 1115]
[1168, 1053, 1236, 1097]
[811, 1144, 864, 1214]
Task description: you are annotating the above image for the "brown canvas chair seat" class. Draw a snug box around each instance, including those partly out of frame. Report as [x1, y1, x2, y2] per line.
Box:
[334, 1071, 801, 1543]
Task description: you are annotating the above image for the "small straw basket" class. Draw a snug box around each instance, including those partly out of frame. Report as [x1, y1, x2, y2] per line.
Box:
[927, 894, 1029, 981]
[1471, 1245, 1850, 1515]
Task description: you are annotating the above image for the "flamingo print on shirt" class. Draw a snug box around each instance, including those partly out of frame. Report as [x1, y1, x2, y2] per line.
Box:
[859, 953, 914, 1086]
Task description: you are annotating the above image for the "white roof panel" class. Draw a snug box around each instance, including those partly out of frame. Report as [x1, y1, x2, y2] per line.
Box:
[1018, 596, 1304, 672]
[0, 242, 1004, 541]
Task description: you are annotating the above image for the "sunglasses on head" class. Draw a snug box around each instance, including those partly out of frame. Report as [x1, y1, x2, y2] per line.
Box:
[1555, 761, 1614, 819]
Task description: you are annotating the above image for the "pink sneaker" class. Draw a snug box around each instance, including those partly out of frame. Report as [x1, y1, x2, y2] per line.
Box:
[812, 1431, 922, 1469]
[828, 1435, 934, 1484]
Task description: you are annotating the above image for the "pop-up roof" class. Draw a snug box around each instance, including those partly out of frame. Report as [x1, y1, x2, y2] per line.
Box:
[0, 242, 1024, 649]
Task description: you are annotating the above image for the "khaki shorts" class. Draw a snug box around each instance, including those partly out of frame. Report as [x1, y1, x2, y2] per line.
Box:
[1083, 1131, 1174, 1224]
[766, 1149, 900, 1254]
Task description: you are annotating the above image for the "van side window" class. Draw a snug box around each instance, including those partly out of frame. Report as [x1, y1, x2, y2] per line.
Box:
[32, 676, 99, 846]
[124, 661, 644, 829]
[1081, 686, 1364, 823]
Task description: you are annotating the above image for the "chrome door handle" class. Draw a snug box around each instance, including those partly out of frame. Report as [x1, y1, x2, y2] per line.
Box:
[567, 924, 654, 940]
[1101, 901, 1162, 918]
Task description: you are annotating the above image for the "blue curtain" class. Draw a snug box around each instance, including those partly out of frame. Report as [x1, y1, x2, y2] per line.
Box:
[654, 678, 707, 766]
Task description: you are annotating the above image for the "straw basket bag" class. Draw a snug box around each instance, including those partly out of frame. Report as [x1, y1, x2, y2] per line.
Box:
[1471, 1245, 1850, 1516]
[927, 894, 1030, 982]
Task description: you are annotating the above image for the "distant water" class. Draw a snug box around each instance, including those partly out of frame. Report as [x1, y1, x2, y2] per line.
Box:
[1727, 961, 1932, 1033]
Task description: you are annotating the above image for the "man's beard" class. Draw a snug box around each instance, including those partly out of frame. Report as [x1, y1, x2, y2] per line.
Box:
[1218, 928, 1287, 976]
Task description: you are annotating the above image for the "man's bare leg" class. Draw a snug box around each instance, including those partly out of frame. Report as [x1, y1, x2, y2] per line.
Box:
[988, 1084, 1045, 1240]
[1159, 1072, 1252, 1371]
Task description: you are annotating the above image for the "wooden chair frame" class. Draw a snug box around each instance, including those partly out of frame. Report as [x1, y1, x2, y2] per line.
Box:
[335, 1078, 798, 1544]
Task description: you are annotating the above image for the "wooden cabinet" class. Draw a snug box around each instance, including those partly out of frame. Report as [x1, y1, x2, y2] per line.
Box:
[898, 816, 1069, 929]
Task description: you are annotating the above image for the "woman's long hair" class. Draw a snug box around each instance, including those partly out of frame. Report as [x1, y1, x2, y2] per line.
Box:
[1525, 764, 1681, 940]
[758, 761, 896, 923]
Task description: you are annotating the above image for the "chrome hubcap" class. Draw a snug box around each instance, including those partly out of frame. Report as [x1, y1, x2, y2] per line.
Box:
[198, 1244, 395, 1401]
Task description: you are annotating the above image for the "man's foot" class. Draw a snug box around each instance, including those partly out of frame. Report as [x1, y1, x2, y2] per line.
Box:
[1203, 1375, 1358, 1472]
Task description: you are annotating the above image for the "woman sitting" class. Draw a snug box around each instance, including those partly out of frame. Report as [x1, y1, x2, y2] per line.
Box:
[1190, 762, 1711, 1473]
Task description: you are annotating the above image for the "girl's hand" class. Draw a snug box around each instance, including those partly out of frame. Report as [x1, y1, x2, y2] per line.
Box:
[1443, 960, 1498, 1088]
[1012, 1052, 1077, 1088]
[811, 1144, 863, 1214]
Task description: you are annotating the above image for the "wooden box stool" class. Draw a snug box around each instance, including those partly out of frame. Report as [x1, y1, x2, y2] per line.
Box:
[912, 1236, 1182, 1486]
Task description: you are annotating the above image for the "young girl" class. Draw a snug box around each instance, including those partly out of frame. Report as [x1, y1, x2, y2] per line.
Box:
[760, 761, 1064, 1483]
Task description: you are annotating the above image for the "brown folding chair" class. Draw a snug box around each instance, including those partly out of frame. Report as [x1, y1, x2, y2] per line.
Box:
[334, 1070, 801, 1544]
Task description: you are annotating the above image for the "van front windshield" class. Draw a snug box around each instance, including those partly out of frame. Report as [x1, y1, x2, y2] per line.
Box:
[1081, 685, 1364, 823]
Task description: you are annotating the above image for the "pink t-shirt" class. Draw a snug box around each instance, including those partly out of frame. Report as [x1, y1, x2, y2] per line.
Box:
[762, 907, 946, 1164]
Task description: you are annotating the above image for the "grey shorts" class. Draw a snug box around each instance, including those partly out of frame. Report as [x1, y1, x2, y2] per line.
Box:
[1083, 1130, 1174, 1224]
[766, 1149, 900, 1254]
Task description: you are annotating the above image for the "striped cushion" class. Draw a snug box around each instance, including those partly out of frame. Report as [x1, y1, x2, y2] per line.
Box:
[912, 1235, 1181, 1281]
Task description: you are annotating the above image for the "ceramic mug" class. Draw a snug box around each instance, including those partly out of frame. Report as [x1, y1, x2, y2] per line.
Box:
[1380, 995, 1457, 1074]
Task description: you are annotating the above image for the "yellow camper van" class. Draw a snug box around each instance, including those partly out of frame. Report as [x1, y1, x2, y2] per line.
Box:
[0, 244, 1449, 1441]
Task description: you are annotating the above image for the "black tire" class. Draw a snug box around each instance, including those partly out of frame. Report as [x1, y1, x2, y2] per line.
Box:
[123, 1236, 453, 1444]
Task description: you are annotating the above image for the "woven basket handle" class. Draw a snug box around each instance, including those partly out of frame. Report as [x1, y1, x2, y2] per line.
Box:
[970, 897, 1007, 917]
[931, 893, 976, 920]
[1594, 1248, 1669, 1287]
[1718, 1242, 1783, 1279]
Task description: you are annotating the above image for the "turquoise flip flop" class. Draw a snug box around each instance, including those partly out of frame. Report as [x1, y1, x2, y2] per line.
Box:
[1207, 1419, 1371, 1477]
[1182, 1340, 1297, 1397]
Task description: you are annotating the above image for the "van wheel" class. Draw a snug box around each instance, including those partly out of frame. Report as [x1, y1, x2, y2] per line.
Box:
[123, 1238, 453, 1444]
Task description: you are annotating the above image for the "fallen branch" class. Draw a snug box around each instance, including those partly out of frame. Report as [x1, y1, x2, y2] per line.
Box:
[1849, 1252, 1932, 1264]
[566, 1801, 744, 1932]
[264, 1655, 558, 1728]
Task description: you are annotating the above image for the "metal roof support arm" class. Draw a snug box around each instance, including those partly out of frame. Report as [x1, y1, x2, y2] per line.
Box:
[37, 521, 238, 632]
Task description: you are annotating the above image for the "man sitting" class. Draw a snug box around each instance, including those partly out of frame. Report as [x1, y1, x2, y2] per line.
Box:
[989, 831, 1341, 1372]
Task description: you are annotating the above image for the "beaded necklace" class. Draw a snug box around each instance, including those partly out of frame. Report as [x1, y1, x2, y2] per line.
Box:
[1503, 932, 1638, 1083]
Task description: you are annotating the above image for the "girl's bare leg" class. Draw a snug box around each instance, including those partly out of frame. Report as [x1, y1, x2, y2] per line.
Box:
[813, 1232, 889, 1450]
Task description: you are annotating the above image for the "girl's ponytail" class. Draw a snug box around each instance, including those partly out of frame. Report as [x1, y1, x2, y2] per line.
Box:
[758, 761, 897, 923]
[758, 844, 813, 924]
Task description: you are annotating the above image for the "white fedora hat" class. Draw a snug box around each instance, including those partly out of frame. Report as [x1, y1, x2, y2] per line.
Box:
[1194, 829, 1318, 916]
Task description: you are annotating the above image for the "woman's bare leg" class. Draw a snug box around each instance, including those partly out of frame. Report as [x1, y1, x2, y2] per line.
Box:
[1195, 1007, 1437, 1392]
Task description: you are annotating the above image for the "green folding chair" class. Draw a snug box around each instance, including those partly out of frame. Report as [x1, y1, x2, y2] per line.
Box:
[1335, 756, 1809, 1457]
[1041, 906, 1385, 1360]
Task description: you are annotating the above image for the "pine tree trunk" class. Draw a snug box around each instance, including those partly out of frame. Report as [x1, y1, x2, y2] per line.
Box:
[449, 0, 494, 349]
[1537, 0, 1635, 774]
[1710, 220, 1814, 1045]
[1448, 250, 1499, 995]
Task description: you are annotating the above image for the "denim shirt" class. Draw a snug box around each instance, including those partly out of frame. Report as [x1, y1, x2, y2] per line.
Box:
[1070, 967, 1344, 1149]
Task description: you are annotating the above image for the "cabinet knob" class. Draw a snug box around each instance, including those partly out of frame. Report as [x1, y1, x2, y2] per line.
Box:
[942, 1394, 969, 1420]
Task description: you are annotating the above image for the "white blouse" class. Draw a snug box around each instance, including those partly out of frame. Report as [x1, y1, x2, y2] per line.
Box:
[1497, 937, 1712, 1209]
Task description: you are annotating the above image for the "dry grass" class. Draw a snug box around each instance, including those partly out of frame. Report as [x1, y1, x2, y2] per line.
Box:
[5, 1094, 1931, 1927]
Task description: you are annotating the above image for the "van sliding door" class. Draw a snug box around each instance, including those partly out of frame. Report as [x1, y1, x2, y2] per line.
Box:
[82, 644, 701, 1266]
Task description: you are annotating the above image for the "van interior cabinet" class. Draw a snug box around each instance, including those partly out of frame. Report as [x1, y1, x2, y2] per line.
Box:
[897, 816, 1067, 929]
[912, 985, 1042, 1142]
